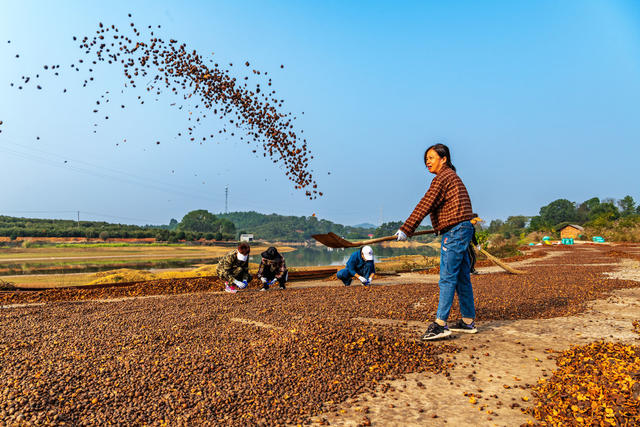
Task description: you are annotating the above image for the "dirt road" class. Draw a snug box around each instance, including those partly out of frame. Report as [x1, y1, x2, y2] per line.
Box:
[319, 285, 640, 426]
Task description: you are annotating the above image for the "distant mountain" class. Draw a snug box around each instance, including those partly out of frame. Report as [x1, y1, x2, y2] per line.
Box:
[353, 222, 376, 229]
[217, 211, 372, 242]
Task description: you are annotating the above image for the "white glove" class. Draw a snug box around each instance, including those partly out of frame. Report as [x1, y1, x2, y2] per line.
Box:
[269, 278, 278, 286]
[358, 275, 367, 284]
[260, 277, 268, 284]
[234, 279, 248, 289]
[395, 230, 407, 241]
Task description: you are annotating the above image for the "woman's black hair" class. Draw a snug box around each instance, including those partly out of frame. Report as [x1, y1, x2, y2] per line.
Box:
[424, 143, 456, 172]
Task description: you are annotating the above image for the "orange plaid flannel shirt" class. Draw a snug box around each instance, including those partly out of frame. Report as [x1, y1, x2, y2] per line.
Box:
[400, 166, 476, 235]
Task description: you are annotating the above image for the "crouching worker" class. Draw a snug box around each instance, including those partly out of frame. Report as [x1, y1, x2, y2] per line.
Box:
[217, 242, 252, 294]
[337, 245, 375, 286]
[257, 246, 288, 291]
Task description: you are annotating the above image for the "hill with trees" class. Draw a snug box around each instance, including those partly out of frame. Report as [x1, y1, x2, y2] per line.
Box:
[3, 195, 638, 244]
[217, 211, 372, 242]
[486, 195, 640, 242]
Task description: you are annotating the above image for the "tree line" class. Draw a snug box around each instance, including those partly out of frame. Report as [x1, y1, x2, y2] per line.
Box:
[0, 216, 156, 240]
[217, 211, 373, 242]
[0, 210, 237, 243]
[0, 210, 370, 243]
[4, 196, 636, 244]
[486, 195, 640, 239]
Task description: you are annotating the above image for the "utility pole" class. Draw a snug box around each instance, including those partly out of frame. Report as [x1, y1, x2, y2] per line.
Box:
[225, 185, 229, 214]
[77, 211, 80, 228]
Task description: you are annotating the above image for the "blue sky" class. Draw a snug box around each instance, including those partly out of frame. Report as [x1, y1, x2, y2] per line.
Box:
[1, 1, 639, 226]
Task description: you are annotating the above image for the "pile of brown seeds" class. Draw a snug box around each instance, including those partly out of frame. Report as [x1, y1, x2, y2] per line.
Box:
[1, 245, 639, 424]
[420, 249, 547, 275]
[0, 294, 455, 425]
[2, 245, 640, 323]
[608, 249, 640, 262]
[0, 276, 226, 305]
[527, 340, 640, 426]
[7, 14, 320, 198]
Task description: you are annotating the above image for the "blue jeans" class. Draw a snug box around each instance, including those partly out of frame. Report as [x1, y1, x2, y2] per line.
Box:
[436, 221, 476, 321]
[337, 263, 374, 286]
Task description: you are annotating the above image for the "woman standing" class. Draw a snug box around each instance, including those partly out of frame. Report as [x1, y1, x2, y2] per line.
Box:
[395, 144, 478, 340]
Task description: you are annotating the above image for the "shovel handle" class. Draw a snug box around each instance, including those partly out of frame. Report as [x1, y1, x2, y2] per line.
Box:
[358, 229, 436, 246]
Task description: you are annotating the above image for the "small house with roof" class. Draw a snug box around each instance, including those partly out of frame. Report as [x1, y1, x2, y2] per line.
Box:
[558, 224, 584, 239]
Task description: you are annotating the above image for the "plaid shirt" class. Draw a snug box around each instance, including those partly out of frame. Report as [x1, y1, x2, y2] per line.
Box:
[257, 256, 287, 279]
[400, 166, 475, 235]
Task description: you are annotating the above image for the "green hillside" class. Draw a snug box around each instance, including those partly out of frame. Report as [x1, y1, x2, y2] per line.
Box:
[217, 211, 372, 242]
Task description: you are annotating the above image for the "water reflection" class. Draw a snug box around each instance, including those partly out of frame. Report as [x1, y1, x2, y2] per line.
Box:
[250, 245, 438, 267]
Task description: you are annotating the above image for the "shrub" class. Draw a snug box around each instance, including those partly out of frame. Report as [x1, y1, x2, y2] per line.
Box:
[487, 243, 521, 258]
[155, 229, 170, 241]
[85, 230, 98, 239]
[0, 279, 16, 290]
[21, 240, 37, 248]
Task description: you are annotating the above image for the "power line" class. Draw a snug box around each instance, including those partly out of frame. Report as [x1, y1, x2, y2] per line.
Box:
[0, 138, 274, 211]
[0, 209, 158, 224]
[0, 139, 224, 204]
[80, 211, 158, 223]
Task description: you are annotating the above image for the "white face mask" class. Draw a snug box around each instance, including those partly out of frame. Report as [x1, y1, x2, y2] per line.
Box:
[237, 251, 248, 262]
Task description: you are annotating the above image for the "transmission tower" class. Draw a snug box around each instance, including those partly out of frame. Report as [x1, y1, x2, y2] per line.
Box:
[225, 185, 229, 213]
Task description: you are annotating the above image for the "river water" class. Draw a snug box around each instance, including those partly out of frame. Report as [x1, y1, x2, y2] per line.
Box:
[250, 245, 439, 267]
[0, 245, 439, 278]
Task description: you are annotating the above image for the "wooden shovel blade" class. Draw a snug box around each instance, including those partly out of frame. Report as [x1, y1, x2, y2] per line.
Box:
[311, 232, 359, 248]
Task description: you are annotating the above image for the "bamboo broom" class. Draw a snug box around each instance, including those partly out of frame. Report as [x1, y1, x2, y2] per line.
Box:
[471, 217, 526, 275]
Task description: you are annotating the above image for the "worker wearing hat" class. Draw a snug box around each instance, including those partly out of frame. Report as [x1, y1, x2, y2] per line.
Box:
[257, 246, 288, 291]
[337, 245, 375, 286]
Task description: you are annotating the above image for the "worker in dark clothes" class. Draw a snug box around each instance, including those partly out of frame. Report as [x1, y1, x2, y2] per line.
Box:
[337, 246, 375, 286]
[257, 246, 288, 291]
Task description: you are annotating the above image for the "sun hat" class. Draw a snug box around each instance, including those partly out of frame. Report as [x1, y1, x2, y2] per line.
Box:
[261, 246, 280, 260]
[361, 245, 374, 261]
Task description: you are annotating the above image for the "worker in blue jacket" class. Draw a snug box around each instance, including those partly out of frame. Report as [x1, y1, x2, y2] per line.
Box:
[337, 245, 375, 286]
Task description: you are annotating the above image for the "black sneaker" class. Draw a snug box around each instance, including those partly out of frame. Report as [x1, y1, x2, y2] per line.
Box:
[421, 322, 451, 341]
[449, 319, 477, 334]
[278, 284, 286, 290]
[260, 285, 269, 292]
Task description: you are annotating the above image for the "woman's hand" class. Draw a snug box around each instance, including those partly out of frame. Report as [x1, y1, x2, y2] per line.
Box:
[395, 230, 407, 241]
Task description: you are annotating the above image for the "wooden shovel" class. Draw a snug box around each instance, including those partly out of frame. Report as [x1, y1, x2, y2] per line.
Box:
[312, 228, 526, 275]
[311, 229, 436, 248]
